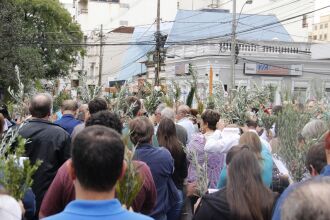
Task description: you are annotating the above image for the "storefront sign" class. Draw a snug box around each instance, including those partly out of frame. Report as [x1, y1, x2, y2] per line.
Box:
[244, 63, 302, 76]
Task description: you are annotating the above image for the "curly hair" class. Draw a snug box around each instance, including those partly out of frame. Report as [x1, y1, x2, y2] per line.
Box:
[88, 98, 108, 115]
[201, 109, 220, 130]
[86, 110, 123, 134]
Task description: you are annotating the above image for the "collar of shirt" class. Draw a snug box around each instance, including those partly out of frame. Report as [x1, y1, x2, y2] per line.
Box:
[61, 114, 75, 119]
[177, 117, 189, 123]
[64, 199, 124, 216]
[137, 143, 154, 149]
[320, 165, 330, 176]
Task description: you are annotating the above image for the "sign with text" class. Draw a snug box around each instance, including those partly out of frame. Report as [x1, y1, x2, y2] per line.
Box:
[244, 63, 302, 76]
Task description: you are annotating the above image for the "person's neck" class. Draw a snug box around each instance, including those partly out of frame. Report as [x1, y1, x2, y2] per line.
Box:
[32, 116, 49, 121]
[326, 149, 330, 165]
[62, 111, 75, 116]
[204, 128, 214, 134]
[75, 182, 116, 201]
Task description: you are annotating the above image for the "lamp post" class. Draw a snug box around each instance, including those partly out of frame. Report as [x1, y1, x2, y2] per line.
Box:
[230, 0, 253, 89]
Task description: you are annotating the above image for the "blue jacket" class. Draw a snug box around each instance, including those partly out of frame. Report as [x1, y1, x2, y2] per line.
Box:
[54, 114, 81, 135]
[272, 165, 330, 220]
[133, 143, 178, 220]
[217, 143, 273, 188]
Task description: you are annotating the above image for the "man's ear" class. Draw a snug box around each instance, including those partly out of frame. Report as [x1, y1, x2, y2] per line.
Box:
[310, 165, 319, 177]
[67, 159, 77, 181]
[119, 160, 127, 181]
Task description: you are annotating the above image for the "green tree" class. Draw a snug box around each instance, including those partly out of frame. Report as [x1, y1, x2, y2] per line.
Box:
[0, 0, 83, 99]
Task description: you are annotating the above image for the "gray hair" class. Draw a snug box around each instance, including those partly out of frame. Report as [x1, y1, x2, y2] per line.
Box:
[155, 103, 167, 114]
[281, 177, 330, 220]
[161, 107, 175, 121]
[301, 119, 327, 140]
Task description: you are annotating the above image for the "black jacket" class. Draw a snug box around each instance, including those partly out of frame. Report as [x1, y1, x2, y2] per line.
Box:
[193, 189, 231, 220]
[19, 118, 71, 213]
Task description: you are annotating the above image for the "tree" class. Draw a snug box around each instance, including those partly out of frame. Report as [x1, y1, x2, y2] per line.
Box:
[0, 0, 83, 99]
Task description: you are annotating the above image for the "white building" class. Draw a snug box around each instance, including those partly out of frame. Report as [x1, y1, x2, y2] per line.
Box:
[118, 10, 330, 103]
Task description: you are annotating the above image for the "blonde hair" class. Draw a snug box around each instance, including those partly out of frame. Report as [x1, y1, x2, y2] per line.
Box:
[239, 132, 262, 159]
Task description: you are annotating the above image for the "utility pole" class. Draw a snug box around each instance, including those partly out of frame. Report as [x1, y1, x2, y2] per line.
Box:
[154, 0, 161, 86]
[230, 0, 237, 89]
[98, 24, 103, 86]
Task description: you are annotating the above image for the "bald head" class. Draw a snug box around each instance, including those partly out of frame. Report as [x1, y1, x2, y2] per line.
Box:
[176, 105, 190, 120]
[29, 93, 52, 118]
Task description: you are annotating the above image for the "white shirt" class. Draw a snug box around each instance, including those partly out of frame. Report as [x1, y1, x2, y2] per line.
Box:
[177, 117, 196, 144]
[260, 124, 276, 143]
[204, 128, 240, 153]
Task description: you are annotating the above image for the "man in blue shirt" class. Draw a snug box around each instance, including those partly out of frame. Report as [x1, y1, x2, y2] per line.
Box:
[54, 100, 81, 135]
[44, 125, 153, 220]
[130, 116, 179, 220]
[272, 142, 329, 220]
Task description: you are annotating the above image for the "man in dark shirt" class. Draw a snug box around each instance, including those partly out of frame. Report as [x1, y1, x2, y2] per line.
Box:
[130, 116, 179, 220]
[19, 93, 71, 219]
[54, 100, 81, 135]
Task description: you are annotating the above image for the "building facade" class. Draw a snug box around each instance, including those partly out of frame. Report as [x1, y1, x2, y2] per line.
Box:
[311, 15, 330, 42]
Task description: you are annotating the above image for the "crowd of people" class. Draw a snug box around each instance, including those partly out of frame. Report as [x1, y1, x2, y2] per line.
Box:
[0, 92, 330, 220]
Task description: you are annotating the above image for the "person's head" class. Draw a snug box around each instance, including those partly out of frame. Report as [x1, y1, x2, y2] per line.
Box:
[61, 100, 78, 115]
[77, 104, 89, 122]
[305, 142, 327, 176]
[0, 194, 22, 220]
[29, 93, 52, 119]
[157, 117, 183, 160]
[239, 131, 262, 159]
[226, 145, 245, 165]
[306, 99, 316, 111]
[0, 113, 4, 135]
[281, 178, 330, 220]
[301, 119, 327, 141]
[88, 98, 108, 115]
[124, 96, 142, 118]
[154, 103, 166, 124]
[200, 109, 220, 132]
[246, 119, 258, 130]
[129, 116, 154, 145]
[161, 107, 176, 122]
[86, 110, 123, 135]
[70, 125, 125, 193]
[226, 146, 274, 220]
[272, 105, 283, 116]
[176, 105, 190, 121]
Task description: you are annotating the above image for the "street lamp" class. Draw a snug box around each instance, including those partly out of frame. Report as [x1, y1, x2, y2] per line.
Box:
[230, 0, 253, 89]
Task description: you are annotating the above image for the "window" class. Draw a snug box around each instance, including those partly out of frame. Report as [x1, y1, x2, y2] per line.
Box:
[319, 35, 322, 40]
[71, 80, 79, 87]
[314, 25, 317, 30]
[320, 24, 323, 29]
[325, 34, 327, 40]
[313, 35, 317, 40]
[326, 23, 329, 28]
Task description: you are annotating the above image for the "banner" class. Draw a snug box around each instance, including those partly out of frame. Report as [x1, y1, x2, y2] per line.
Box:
[244, 63, 302, 76]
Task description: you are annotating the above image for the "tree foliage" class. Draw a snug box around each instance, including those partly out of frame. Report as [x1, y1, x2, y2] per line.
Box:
[0, 0, 83, 99]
